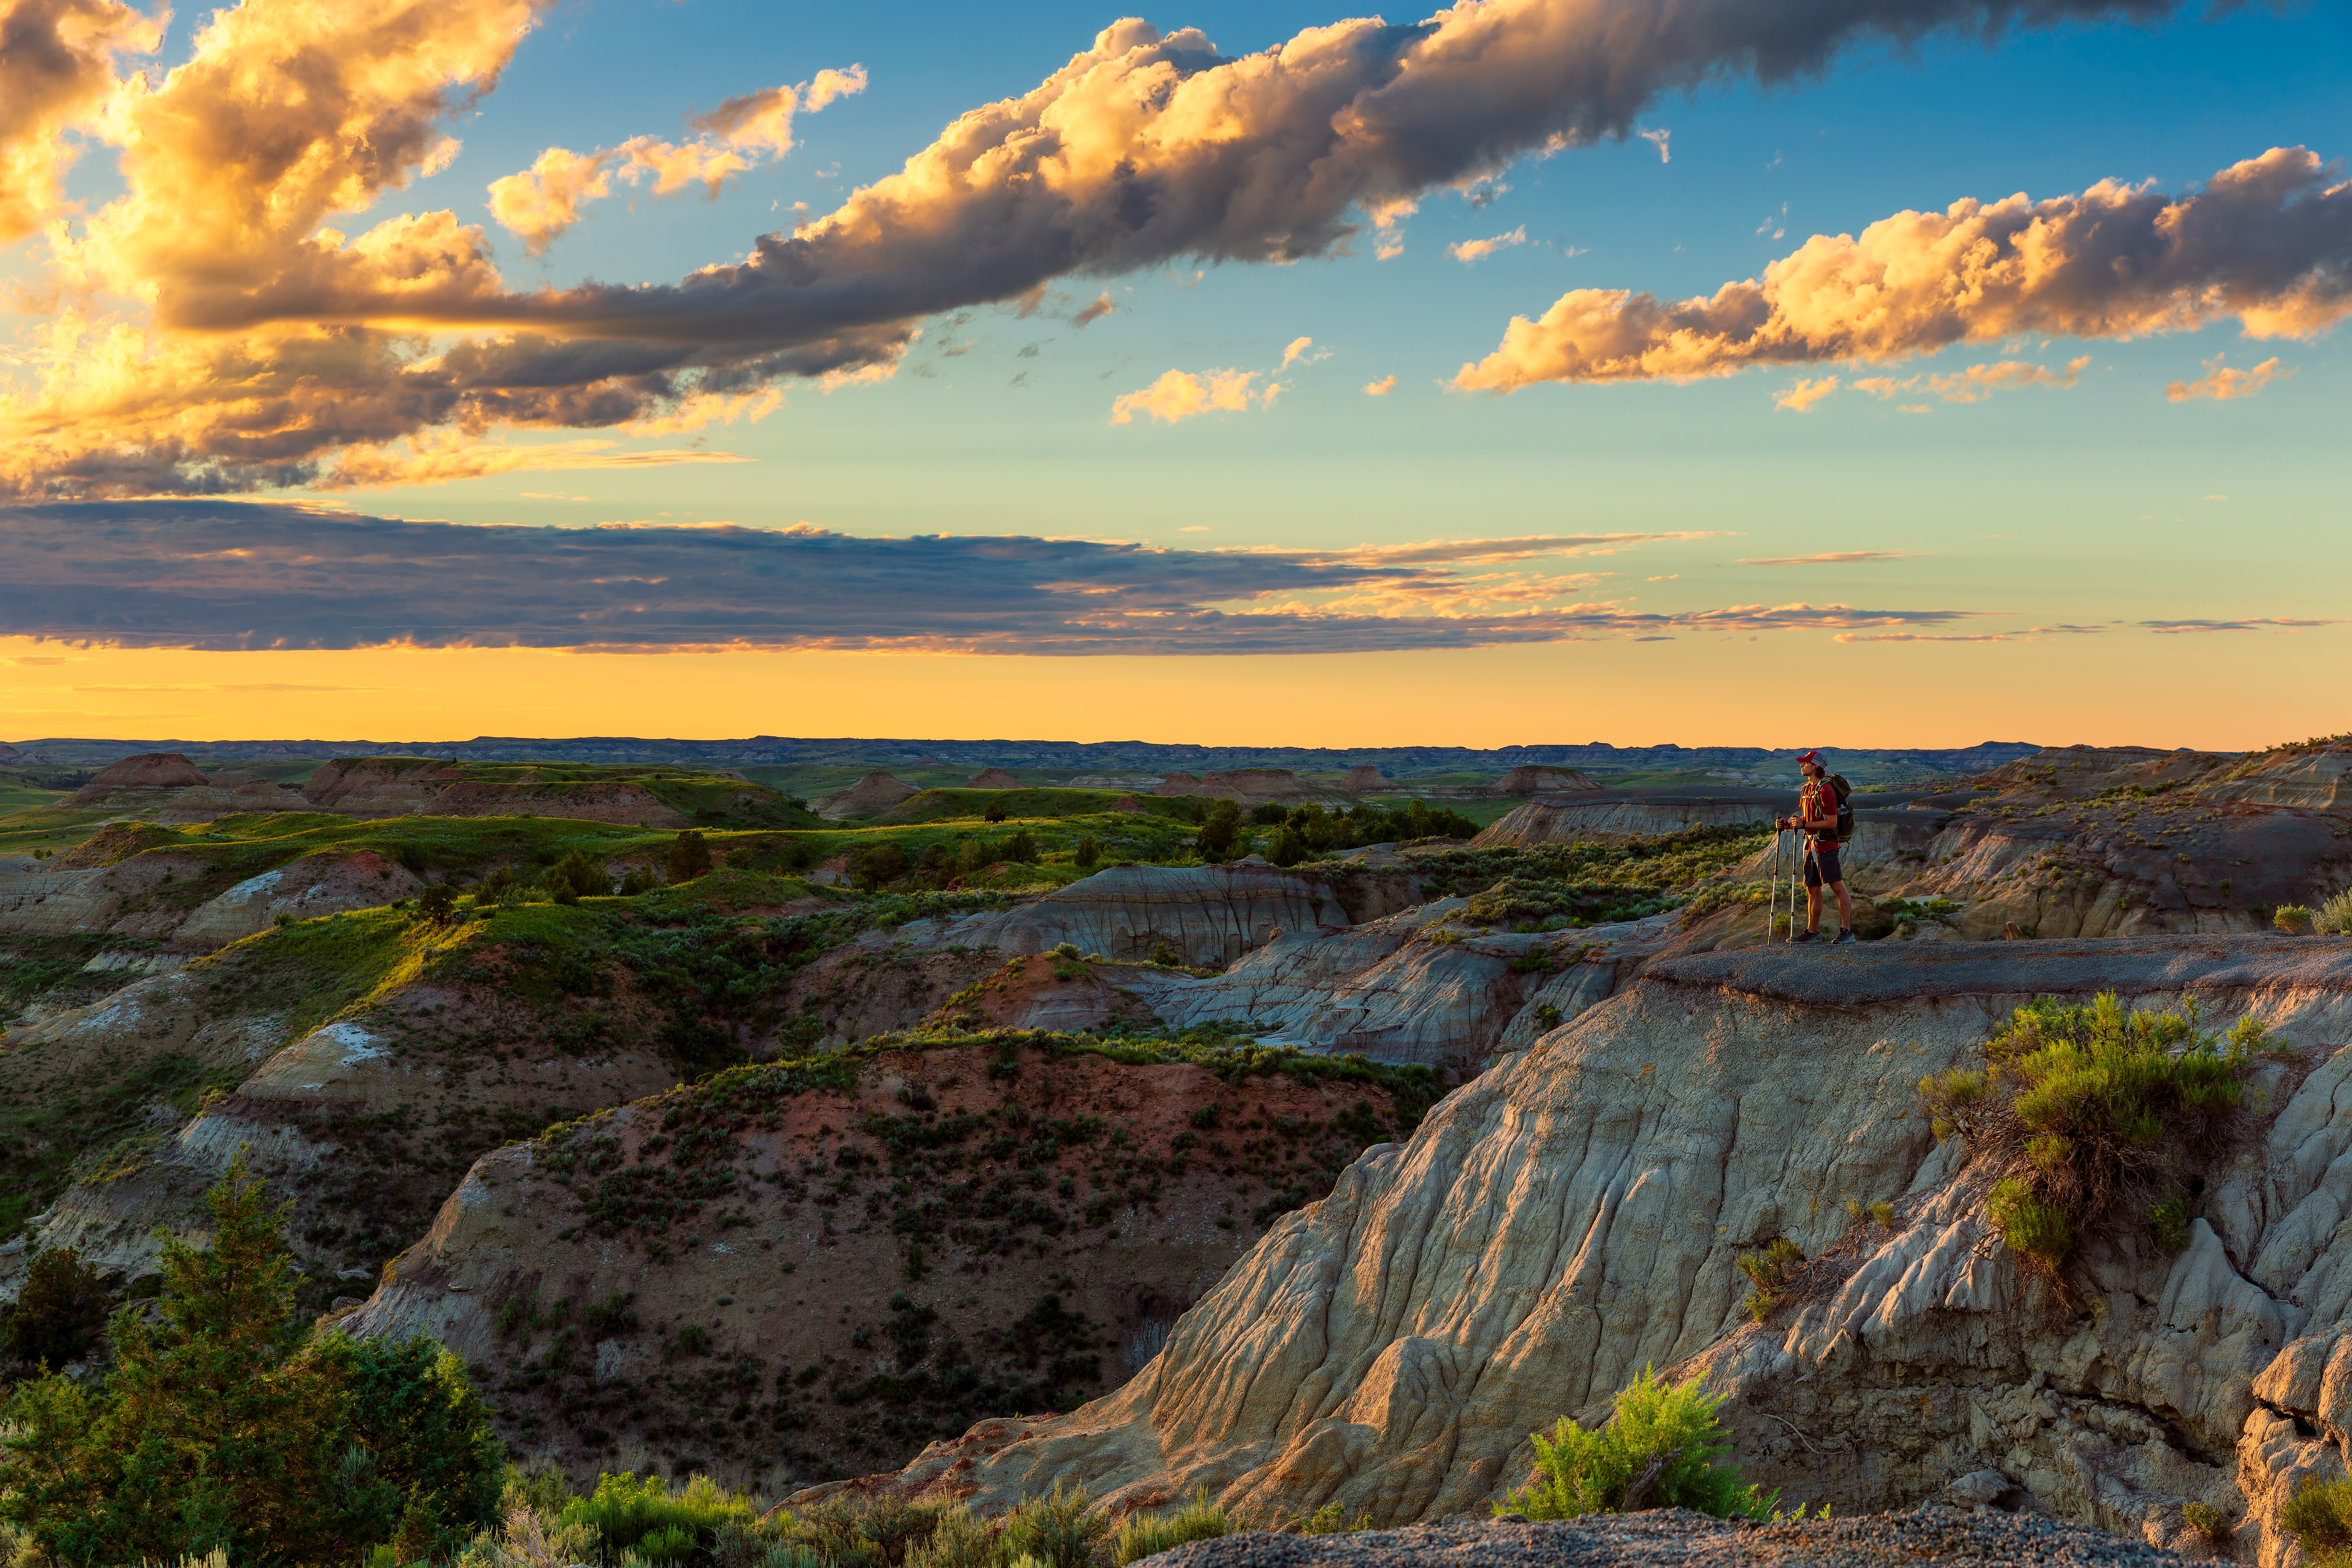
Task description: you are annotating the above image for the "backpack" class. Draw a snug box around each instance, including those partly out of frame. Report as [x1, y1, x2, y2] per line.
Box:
[1827, 773, 1855, 842]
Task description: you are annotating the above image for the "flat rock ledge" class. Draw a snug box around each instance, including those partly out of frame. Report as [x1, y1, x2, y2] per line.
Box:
[1140, 1511, 2193, 1568]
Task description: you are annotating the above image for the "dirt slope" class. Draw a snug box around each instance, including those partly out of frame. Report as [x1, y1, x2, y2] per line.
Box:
[342, 1035, 1436, 1494]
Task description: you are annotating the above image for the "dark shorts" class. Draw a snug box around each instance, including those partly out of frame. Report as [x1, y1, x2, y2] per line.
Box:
[1804, 845, 1844, 888]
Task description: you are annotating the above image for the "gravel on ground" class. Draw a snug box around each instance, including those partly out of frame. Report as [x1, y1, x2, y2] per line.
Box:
[1138, 1509, 2194, 1568]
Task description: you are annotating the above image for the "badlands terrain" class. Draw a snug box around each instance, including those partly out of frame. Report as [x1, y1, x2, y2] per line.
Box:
[1, 735, 2348, 1560]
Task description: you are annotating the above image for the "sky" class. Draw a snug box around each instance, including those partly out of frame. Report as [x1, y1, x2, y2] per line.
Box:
[0, 0, 2347, 749]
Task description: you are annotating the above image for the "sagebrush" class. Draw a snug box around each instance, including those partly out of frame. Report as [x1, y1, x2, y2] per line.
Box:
[1496, 1365, 1776, 1522]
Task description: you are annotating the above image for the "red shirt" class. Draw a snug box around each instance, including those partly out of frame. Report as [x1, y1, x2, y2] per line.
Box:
[1800, 779, 1840, 849]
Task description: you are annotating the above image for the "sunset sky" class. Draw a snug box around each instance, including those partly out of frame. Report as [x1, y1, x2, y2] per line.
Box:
[1, 0, 2346, 748]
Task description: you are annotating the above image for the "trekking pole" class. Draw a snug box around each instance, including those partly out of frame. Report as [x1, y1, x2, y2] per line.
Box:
[1766, 825, 1781, 943]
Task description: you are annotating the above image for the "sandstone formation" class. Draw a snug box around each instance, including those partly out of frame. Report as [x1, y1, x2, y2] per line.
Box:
[925, 861, 1363, 969]
[1155, 770, 1329, 806]
[967, 768, 1023, 788]
[815, 771, 922, 820]
[68, 751, 210, 803]
[1342, 766, 1392, 794]
[0, 846, 423, 950]
[849, 935, 2352, 1567]
[1491, 766, 1601, 795]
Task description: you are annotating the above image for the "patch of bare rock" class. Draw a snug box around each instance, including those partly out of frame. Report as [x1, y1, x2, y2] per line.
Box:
[816, 771, 922, 820]
[1492, 766, 1601, 795]
[1140, 1510, 2192, 1568]
[967, 768, 1023, 788]
[1155, 770, 1332, 806]
[1342, 766, 1393, 793]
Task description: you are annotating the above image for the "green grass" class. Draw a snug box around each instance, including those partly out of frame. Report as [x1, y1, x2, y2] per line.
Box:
[874, 788, 1195, 825]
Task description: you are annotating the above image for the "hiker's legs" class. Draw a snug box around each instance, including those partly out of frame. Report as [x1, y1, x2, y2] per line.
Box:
[1833, 879, 1852, 931]
[1804, 886, 1824, 931]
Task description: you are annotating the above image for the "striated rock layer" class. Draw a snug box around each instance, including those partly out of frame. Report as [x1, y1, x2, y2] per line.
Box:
[852, 935, 2352, 1566]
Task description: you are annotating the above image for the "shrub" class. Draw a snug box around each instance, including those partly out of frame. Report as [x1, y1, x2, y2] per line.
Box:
[2150, 1195, 2191, 1251]
[2276, 904, 2314, 934]
[0, 1152, 503, 1567]
[855, 844, 910, 889]
[1736, 1238, 1804, 1323]
[1917, 994, 2257, 1276]
[413, 883, 460, 925]
[474, 865, 527, 908]
[1295, 1502, 1373, 1534]
[668, 831, 715, 884]
[619, 865, 663, 896]
[2284, 1477, 2352, 1566]
[4, 1247, 111, 1368]
[1113, 1492, 1228, 1565]
[1000, 1483, 1106, 1568]
[906, 1505, 999, 1568]
[2183, 1501, 2231, 1541]
[1196, 801, 1242, 862]
[559, 1473, 759, 1562]
[543, 848, 608, 902]
[2318, 890, 2352, 936]
[1497, 1365, 1776, 1521]
[1264, 828, 1307, 867]
[1001, 830, 1039, 864]
[1149, 941, 1182, 968]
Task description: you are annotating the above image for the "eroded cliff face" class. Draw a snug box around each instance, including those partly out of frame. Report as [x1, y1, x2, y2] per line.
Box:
[850, 936, 2352, 1565]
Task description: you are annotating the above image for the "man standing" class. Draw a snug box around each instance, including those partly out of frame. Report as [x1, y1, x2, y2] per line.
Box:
[1777, 749, 1854, 944]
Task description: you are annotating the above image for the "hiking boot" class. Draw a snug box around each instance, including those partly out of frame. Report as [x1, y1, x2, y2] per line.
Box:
[1834, 928, 1857, 944]
[1790, 929, 1819, 943]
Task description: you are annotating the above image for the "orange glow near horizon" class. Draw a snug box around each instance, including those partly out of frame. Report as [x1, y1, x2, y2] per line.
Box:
[0, 635, 2341, 752]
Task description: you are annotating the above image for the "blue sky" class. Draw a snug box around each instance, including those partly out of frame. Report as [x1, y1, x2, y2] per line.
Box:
[0, 0, 2346, 745]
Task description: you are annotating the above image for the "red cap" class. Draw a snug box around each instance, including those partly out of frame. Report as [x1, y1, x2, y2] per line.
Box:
[1794, 749, 1825, 767]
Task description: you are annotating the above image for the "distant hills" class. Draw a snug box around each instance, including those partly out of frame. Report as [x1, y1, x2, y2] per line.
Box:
[0, 735, 2050, 781]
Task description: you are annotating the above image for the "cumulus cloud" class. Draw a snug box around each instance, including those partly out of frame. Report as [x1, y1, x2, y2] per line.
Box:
[2, 0, 2214, 495]
[1363, 374, 1399, 395]
[486, 66, 866, 254]
[0, 501, 1990, 654]
[1852, 356, 2090, 403]
[1773, 375, 1838, 412]
[0, 0, 165, 243]
[1110, 369, 1276, 424]
[1450, 226, 1528, 263]
[1456, 147, 2352, 393]
[1281, 336, 1321, 368]
[2167, 354, 2291, 401]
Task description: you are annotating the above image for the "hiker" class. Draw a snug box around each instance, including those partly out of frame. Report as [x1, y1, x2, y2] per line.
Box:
[1776, 749, 1854, 944]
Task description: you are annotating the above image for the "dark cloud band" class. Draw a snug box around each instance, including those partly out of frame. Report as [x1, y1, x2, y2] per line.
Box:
[0, 502, 1990, 655]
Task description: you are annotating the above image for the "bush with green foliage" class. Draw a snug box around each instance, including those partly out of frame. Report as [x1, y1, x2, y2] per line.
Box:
[2317, 890, 2352, 937]
[1001, 830, 1039, 864]
[668, 830, 715, 884]
[2285, 1476, 2352, 1567]
[4, 1247, 112, 1368]
[543, 847, 609, 904]
[1196, 800, 1243, 861]
[2275, 904, 2314, 934]
[1919, 994, 2271, 1274]
[2181, 1500, 2230, 1542]
[412, 882, 460, 925]
[1263, 826, 1306, 867]
[558, 1472, 759, 1561]
[1497, 1365, 1777, 1521]
[1735, 1238, 1805, 1323]
[1000, 1482, 1107, 1568]
[0, 1152, 502, 1567]
[1073, 837, 1102, 869]
[1112, 1491, 1228, 1565]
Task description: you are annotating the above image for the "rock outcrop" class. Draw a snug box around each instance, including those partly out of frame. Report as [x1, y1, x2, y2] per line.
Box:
[849, 935, 2352, 1566]
[69, 752, 210, 804]
[1342, 766, 1392, 794]
[924, 861, 1359, 969]
[301, 758, 710, 826]
[815, 771, 921, 820]
[967, 768, 1023, 788]
[1491, 766, 1601, 795]
[0, 846, 421, 949]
